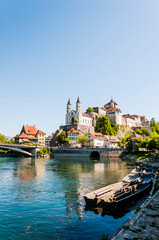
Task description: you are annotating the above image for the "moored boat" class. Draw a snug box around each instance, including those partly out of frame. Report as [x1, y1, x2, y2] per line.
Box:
[100, 181, 152, 208]
[84, 165, 153, 208]
[84, 181, 129, 207]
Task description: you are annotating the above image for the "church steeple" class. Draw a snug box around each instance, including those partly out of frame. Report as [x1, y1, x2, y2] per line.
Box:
[76, 96, 81, 113]
[67, 98, 72, 113]
[67, 98, 71, 105]
[76, 96, 81, 104]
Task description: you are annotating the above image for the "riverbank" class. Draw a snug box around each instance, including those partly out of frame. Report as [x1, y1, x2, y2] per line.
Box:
[112, 153, 159, 240]
[112, 189, 159, 239]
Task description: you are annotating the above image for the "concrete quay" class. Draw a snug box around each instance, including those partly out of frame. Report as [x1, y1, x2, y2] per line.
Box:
[112, 189, 159, 240]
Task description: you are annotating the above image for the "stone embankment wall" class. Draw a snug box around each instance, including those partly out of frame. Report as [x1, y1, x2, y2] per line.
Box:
[112, 189, 159, 240]
[51, 147, 126, 158]
[100, 150, 125, 158]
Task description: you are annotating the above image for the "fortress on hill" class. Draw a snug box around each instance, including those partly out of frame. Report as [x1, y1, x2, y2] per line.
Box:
[60, 97, 149, 134]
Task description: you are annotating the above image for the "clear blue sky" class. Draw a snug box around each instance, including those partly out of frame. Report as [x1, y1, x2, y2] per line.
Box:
[1, 0, 159, 136]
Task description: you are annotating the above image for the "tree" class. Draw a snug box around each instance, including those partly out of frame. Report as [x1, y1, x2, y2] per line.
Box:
[111, 124, 119, 136]
[86, 107, 94, 113]
[119, 132, 130, 147]
[0, 133, 6, 143]
[151, 122, 159, 135]
[75, 119, 78, 123]
[65, 138, 71, 144]
[141, 128, 150, 137]
[96, 116, 113, 135]
[133, 129, 142, 135]
[77, 134, 88, 146]
[57, 131, 71, 145]
[57, 131, 67, 144]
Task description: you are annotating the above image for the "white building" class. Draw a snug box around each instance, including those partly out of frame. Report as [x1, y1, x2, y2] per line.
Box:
[67, 128, 79, 143]
[45, 136, 52, 148]
[87, 132, 105, 147]
[65, 97, 92, 126]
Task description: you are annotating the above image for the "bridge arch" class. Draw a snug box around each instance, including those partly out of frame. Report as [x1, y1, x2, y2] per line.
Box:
[0, 146, 33, 157]
[89, 151, 100, 158]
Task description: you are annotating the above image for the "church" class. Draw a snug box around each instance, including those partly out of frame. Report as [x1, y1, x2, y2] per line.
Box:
[66, 97, 92, 126]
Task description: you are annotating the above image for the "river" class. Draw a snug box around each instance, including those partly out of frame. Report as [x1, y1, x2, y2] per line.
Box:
[0, 157, 136, 239]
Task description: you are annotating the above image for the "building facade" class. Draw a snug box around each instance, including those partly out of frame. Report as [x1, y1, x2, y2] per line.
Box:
[67, 128, 79, 143]
[61, 97, 149, 135]
[65, 97, 92, 126]
[15, 125, 46, 146]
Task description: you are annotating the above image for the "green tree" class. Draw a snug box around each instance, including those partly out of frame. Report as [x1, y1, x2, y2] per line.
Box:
[96, 116, 113, 135]
[146, 137, 159, 150]
[141, 128, 150, 136]
[0, 133, 6, 143]
[65, 138, 71, 144]
[133, 128, 150, 137]
[133, 129, 142, 135]
[57, 131, 67, 144]
[119, 132, 130, 147]
[86, 107, 94, 113]
[57, 131, 71, 145]
[111, 124, 119, 136]
[77, 134, 88, 146]
[151, 122, 159, 135]
[75, 119, 78, 123]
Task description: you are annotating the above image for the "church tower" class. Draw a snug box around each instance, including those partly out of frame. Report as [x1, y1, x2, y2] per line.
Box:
[67, 98, 72, 113]
[76, 97, 81, 113]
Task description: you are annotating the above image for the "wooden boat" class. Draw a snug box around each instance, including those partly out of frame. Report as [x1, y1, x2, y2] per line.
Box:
[84, 166, 152, 208]
[84, 181, 129, 207]
[100, 181, 152, 208]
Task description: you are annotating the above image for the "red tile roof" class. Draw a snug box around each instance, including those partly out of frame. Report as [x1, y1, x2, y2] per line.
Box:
[105, 135, 120, 142]
[37, 130, 45, 135]
[82, 113, 92, 118]
[106, 107, 121, 113]
[67, 128, 79, 134]
[89, 132, 105, 138]
[24, 126, 37, 135]
[17, 132, 38, 140]
[122, 114, 135, 119]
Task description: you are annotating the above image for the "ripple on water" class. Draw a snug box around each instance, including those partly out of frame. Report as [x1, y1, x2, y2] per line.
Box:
[0, 157, 136, 240]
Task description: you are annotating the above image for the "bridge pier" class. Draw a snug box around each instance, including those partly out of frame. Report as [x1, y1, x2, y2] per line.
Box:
[28, 147, 39, 158]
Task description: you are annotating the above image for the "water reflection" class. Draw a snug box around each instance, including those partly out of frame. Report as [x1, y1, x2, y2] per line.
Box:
[0, 156, 136, 239]
[16, 158, 45, 182]
[49, 157, 134, 221]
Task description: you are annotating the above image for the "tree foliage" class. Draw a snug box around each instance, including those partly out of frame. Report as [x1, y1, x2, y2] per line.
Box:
[86, 107, 94, 113]
[119, 132, 130, 147]
[77, 134, 88, 146]
[133, 128, 150, 137]
[75, 119, 78, 123]
[96, 116, 113, 135]
[151, 121, 159, 135]
[37, 148, 51, 155]
[57, 131, 70, 145]
[111, 124, 119, 136]
[0, 133, 6, 143]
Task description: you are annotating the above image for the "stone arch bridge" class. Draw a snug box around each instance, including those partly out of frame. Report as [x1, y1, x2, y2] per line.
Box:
[52, 147, 126, 158]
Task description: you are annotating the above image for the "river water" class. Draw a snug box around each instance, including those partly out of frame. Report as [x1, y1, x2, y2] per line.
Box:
[0, 157, 136, 240]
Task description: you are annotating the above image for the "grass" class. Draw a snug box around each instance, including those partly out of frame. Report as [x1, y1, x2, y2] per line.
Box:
[122, 225, 130, 231]
[135, 206, 141, 213]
